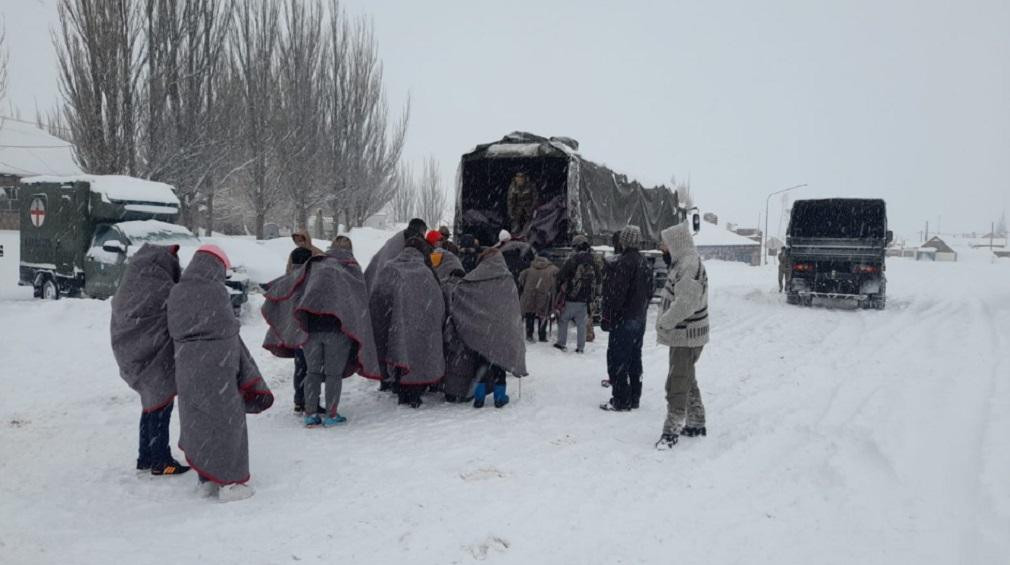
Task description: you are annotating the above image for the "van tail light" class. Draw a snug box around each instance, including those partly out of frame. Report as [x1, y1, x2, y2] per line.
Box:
[852, 264, 879, 274]
[792, 263, 814, 273]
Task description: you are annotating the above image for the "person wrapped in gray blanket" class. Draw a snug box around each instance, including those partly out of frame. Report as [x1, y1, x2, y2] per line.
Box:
[443, 248, 528, 408]
[167, 245, 274, 502]
[369, 237, 446, 408]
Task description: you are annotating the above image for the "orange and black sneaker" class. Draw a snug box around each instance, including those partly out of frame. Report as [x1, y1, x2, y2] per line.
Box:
[151, 459, 191, 476]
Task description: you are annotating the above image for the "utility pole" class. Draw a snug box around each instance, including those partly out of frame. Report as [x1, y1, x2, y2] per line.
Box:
[763, 184, 807, 265]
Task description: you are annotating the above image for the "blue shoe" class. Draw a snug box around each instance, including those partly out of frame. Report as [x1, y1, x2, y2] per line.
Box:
[303, 414, 322, 427]
[473, 383, 487, 408]
[322, 414, 347, 427]
[493, 384, 510, 408]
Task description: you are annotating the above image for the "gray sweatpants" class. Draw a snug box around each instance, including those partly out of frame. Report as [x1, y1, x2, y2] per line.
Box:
[303, 331, 352, 418]
[556, 301, 588, 351]
[663, 346, 705, 435]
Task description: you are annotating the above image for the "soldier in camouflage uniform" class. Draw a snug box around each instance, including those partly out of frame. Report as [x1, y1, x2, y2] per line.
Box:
[507, 172, 537, 235]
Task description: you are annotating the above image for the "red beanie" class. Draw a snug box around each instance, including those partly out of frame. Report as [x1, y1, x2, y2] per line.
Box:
[196, 244, 231, 270]
[425, 230, 443, 246]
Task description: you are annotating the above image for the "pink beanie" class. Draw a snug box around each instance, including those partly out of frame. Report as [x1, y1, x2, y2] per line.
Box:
[196, 244, 231, 270]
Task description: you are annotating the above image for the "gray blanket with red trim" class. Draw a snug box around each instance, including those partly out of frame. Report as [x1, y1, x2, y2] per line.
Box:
[110, 244, 180, 412]
[369, 247, 446, 385]
[168, 252, 273, 485]
[261, 249, 380, 379]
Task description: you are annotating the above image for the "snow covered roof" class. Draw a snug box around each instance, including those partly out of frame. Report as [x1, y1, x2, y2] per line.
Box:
[694, 226, 761, 247]
[116, 219, 197, 243]
[0, 117, 83, 177]
[21, 174, 180, 206]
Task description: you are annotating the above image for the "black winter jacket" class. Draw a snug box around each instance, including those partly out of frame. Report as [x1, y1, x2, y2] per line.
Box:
[601, 250, 653, 328]
[557, 251, 599, 304]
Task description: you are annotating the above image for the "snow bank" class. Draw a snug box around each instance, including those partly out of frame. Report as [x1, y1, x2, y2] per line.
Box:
[21, 174, 180, 206]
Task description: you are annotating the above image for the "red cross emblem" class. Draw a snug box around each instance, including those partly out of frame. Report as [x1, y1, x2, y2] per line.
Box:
[29, 197, 46, 228]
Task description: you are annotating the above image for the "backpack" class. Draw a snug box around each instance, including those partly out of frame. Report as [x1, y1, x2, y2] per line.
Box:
[571, 258, 596, 301]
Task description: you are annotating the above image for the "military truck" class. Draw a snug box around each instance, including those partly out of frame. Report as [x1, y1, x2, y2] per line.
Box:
[18, 174, 248, 312]
[784, 198, 892, 309]
[455, 132, 696, 300]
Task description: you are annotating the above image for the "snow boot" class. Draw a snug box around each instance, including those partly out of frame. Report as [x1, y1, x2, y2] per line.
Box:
[218, 483, 254, 503]
[323, 414, 347, 427]
[599, 398, 630, 412]
[655, 433, 679, 450]
[553, 343, 567, 352]
[473, 383, 487, 408]
[682, 426, 707, 437]
[304, 414, 322, 427]
[151, 459, 190, 476]
[293, 402, 304, 414]
[600, 379, 611, 388]
[493, 384, 510, 408]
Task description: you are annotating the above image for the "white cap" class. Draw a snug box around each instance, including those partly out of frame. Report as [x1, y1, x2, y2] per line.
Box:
[499, 229, 511, 243]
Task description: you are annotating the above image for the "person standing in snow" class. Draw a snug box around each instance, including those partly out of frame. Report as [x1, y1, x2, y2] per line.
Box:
[286, 247, 315, 414]
[364, 218, 428, 292]
[369, 237, 446, 408]
[287, 229, 324, 274]
[262, 238, 381, 427]
[600, 226, 654, 412]
[110, 243, 189, 476]
[654, 219, 709, 449]
[554, 235, 599, 353]
[443, 248, 528, 407]
[518, 252, 560, 343]
[168, 245, 274, 501]
[497, 230, 535, 286]
[777, 246, 790, 292]
[506, 171, 537, 234]
[438, 226, 460, 255]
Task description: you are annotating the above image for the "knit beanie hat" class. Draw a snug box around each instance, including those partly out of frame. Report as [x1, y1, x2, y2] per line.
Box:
[196, 244, 231, 270]
[499, 229, 512, 243]
[425, 229, 443, 246]
[619, 225, 642, 250]
[572, 234, 590, 249]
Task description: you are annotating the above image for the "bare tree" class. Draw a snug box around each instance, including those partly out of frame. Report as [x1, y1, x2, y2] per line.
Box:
[416, 157, 447, 228]
[0, 22, 8, 104]
[141, 0, 234, 228]
[229, 0, 283, 239]
[54, 0, 146, 174]
[277, 0, 326, 230]
[324, 7, 409, 229]
[390, 161, 417, 223]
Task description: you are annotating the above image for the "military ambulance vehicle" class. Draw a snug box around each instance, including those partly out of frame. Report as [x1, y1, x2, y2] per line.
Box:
[18, 175, 248, 312]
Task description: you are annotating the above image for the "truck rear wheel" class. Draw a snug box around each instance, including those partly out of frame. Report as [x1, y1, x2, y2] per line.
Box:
[786, 292, 800, 305]
[40, 278, 60, 300]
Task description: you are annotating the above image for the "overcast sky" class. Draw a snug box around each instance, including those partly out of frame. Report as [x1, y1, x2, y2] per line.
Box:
[3, 0, 1008, 239]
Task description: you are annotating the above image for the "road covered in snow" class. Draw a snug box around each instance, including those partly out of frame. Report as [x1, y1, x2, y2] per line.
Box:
[0, 228, 1008, 564]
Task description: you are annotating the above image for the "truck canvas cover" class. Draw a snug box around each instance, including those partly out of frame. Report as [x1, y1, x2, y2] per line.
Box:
[456, 132, 681, 248]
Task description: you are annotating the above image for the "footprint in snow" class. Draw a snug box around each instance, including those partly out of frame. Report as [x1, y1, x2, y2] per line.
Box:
[460, 467, 507, 481]
[465, 536, 510, 560]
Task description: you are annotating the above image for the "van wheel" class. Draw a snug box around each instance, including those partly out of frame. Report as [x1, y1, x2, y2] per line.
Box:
[41, 278, 60, 300]
[786, 292, 800, 305]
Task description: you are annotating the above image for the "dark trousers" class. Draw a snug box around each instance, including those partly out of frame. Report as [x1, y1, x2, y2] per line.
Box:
[606, 318, 646, 408]
[524, 314, 548, 341]
[293, 349, 307, 406]
[138, 403, 174, 467]
[478, 361, 507, 387]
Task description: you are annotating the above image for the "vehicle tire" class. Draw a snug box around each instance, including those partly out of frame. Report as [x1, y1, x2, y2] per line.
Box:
[786, 292, 800, 305]
[41, 278, 60, 300]
[870, 296, 886, 310]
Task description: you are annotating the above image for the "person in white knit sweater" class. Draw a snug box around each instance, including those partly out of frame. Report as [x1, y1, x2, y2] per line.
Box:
[655, 218, 710, 449]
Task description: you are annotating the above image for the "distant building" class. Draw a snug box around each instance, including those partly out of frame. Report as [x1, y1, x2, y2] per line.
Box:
[696, 227, 761, 265]
[0, 117, 83, 230]
[919, 236, 957, 262]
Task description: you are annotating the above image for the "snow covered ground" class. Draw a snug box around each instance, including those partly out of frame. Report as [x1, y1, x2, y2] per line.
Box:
[1, 229, 1008, 564]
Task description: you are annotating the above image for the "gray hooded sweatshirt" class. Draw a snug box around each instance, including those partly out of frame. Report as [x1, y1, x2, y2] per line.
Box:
[656, 222, 710, 347]
[110, 244, 181, 412]
[168, 252, 274, 485]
